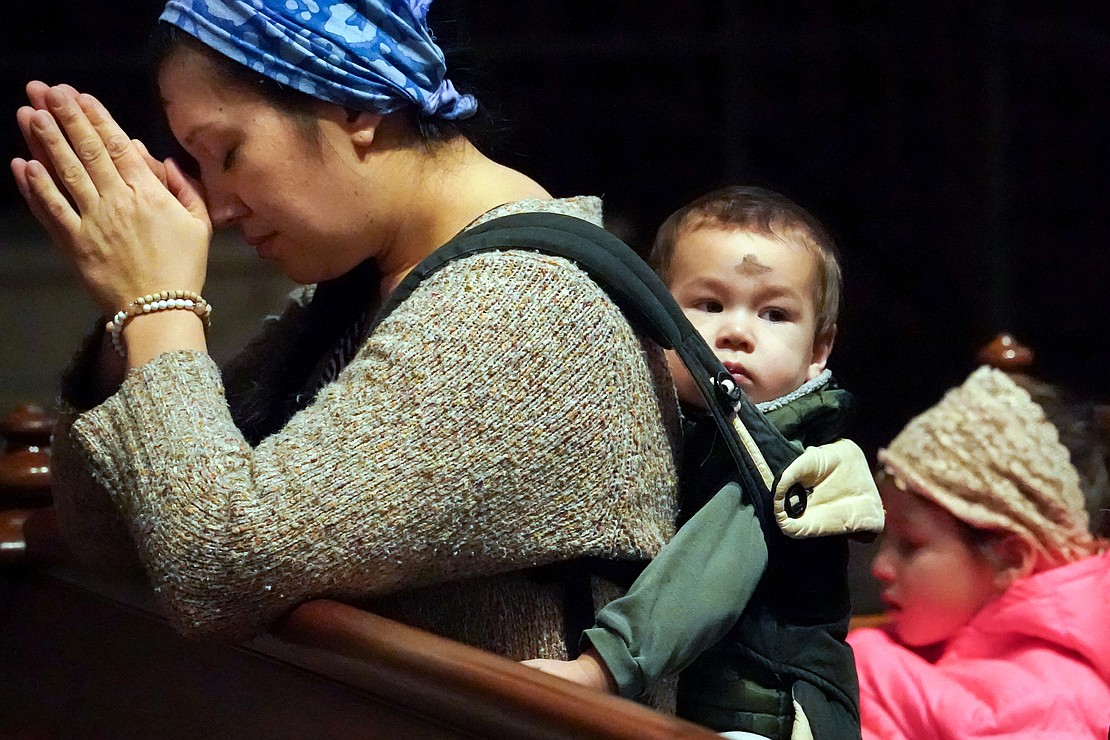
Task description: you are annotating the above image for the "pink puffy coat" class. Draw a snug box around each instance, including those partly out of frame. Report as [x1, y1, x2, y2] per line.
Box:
[848, 550, 1110, 739]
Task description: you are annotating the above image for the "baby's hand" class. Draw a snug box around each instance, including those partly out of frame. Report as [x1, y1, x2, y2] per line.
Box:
[521, 648, 618, 693]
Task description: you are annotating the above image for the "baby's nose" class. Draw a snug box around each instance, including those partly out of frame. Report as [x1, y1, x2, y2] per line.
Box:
[716, 314, 754, 348]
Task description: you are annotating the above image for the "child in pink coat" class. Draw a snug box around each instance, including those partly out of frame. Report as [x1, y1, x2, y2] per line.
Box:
[849, 366, 1110, 739]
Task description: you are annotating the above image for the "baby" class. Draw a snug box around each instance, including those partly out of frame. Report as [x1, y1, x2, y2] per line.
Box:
[528, 185, 864, 738]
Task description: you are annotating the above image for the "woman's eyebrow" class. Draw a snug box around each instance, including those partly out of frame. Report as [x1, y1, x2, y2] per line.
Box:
[181, 122, 215, 147]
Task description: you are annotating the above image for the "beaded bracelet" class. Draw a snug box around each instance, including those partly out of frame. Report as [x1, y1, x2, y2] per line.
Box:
[105, 290, 212, 357]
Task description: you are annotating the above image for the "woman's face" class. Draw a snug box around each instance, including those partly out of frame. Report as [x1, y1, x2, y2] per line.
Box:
[158, 49, 376, 284]
[870, 480, 1002, 648]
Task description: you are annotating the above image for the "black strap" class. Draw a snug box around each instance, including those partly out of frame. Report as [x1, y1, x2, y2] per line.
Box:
[370, 211, 813, 661]
[371, 212, 804, 527]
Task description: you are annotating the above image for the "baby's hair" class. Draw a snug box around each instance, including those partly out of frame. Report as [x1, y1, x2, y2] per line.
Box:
[650, 186, 842, 343]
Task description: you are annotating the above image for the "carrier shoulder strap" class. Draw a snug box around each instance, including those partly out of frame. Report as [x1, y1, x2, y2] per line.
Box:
[371, 211, 807, 528]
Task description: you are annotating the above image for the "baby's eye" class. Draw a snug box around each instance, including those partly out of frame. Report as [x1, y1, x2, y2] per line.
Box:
[694, 300, 724, 313]
[760, 307, 790, 322]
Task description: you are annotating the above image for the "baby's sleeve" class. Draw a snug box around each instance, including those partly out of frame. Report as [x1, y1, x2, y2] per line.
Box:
[582, 480, 768, 699]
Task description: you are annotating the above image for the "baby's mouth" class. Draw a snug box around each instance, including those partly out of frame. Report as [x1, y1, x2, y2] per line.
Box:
[723, 362, 751, 384]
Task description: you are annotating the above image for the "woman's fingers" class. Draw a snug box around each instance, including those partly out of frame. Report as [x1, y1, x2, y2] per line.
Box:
[75, 92, 162, 190]
[19, 83, 83, 179]
[21, 85, 169, 222]
[42, 87, 135, 197]
[17, 105, 60, 184]
[11, 158, 57, 236]
[25, 80, 54, 110]
[12, 81, 213, 316]
[12, 157, 81, 238]
[134, 139, 169, 187]
[165, 157, 211, 224]
[24, 107, 101, 213]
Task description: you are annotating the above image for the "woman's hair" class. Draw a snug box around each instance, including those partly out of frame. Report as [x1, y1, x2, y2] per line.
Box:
[150, 22, 498, 151]
[649, 185, 842, 344]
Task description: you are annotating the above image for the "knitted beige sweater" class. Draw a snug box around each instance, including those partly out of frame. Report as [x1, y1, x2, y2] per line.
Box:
[51, 197, 681, 661]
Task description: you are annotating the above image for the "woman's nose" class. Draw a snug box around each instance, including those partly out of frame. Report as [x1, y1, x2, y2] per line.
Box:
[206, 185, 249, 229]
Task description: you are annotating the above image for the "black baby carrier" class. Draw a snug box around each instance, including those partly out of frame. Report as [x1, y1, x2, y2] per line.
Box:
[375, 212, 881, 740]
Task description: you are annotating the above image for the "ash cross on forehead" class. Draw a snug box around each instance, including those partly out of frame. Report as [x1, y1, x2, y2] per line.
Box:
[736, 253, 773, 275]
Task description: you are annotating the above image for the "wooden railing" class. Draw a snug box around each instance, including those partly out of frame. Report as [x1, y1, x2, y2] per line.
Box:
[272, 600, 713, 739]
[1, 566, 713, 738]
[0, 403, 714, 738]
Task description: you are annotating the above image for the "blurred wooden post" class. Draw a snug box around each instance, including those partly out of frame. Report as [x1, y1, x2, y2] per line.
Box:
[976, 332, 1034, 373]
[0, 402, 54, 508]
[0, 403, 66, 565]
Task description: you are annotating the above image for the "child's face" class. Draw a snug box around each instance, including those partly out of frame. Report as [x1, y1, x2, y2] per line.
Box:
[870, 481, 1002, 647]
[665, 227, 831, 405]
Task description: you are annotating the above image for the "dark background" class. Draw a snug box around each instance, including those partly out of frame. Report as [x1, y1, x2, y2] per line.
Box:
[4, 1, 1109, 458]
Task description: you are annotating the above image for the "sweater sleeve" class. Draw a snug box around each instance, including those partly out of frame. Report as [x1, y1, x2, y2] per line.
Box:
[49, 287, 315, 566]
[583, 480, 767, 699]
[58, 251, 679, 641]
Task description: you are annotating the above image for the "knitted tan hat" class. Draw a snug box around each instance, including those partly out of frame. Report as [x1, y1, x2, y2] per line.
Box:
[879, 366, 1096, 565]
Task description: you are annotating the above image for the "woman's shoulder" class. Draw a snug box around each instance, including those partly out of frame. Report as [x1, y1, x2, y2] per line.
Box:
[465, 195, 605, 230]
[404, 247, 629, 333]
[415, 194, 630, 318]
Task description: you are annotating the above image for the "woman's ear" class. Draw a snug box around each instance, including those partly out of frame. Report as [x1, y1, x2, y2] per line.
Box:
[344, 108, 382, 148]
[315, 100, 382, 151]
[988, 533, 1038, 592]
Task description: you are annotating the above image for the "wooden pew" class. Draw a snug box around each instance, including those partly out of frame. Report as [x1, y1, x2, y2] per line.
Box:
[0, 405, 714, 739]
[1, 566, 713, 738]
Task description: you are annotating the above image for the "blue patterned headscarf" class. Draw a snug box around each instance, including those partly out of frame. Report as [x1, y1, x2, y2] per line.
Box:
[160, 0, 477, 120]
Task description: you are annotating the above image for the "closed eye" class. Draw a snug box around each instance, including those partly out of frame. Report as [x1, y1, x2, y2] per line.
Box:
[892, 535, 925, 557]
[222, 146, 238, 172]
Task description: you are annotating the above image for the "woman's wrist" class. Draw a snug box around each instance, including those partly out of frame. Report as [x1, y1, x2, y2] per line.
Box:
[106, 290, 210, 355]
[121, 310, 208, 368]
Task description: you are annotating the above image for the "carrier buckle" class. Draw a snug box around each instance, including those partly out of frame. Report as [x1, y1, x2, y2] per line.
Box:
[783, 484, 810, 518]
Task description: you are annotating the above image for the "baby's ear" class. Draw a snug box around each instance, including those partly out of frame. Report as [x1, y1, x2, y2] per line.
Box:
[989, 534, 1038, 592]
[807, 324, 836, 378]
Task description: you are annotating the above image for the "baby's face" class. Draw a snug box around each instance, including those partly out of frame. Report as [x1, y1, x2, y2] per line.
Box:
[665, 227, 831, 405]
[869, 481, 1001, 647]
